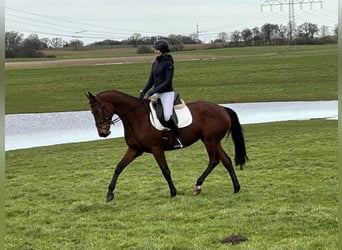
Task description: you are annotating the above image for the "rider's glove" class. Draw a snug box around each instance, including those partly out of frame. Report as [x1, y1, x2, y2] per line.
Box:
[139, 90, 145, 100]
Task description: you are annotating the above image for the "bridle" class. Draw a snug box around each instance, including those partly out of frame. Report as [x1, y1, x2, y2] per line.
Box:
[92, 99, 138, 130]
[91, 102, 113, 130]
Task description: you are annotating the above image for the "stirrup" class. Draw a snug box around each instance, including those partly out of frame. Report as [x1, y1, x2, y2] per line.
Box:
[174, 138, 184, 149]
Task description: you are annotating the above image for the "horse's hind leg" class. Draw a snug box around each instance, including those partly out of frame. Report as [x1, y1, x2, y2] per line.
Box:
[193, 161, 220, 195]
[217, 145, 240, 193]
[193, 141, 220, 195]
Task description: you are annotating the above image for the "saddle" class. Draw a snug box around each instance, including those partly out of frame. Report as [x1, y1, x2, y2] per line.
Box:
[149, 93, 192, 131]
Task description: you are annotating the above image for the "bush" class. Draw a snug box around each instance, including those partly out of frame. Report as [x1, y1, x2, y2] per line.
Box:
[137, 45, 153, 54]
[170, 44, 184, 52]
[5, 50, 18, 58]
[19, 48, 45, 58]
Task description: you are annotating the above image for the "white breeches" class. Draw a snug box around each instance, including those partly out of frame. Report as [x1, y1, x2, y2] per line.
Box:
[152, 91, 174, 121]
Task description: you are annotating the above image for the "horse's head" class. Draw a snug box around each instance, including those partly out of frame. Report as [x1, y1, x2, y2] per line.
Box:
[86, 92, 113, 138]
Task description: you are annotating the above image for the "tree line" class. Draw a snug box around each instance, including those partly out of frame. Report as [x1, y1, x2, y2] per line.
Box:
[217, 22, 337, 46]
[5, 33, 85, 58]
[5, 21, 338, 58]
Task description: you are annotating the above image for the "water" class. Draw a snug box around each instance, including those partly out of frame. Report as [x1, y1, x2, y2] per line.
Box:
[5, 100, 338, 151]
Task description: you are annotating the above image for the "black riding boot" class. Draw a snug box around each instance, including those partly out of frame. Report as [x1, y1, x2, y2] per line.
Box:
[167, 117, 184, 149]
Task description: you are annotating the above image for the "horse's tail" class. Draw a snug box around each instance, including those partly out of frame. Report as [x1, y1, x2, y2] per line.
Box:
[224, 107, 248, 169]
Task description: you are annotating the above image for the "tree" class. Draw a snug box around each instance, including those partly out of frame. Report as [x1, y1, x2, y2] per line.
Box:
[39, 38, 49, 50]
[320, 25, 329, 37]
[21, 34, 45, 57]
[334, 24, 338, 37]
[68, 39, 84, 50]
[23, 34, 42, 50]
[189, 33, 199, 43]
[230, 30, 241, 43]
[252, 27, 262, 45]
[129, 33, 142, 47]
[297, 22, 318, 39]
[5, 31, 23, 58]
[261, 23, 271, 44]
[167, 34, 184, 51]
[217, 32, 228, 42]
[12, 34, 45, 57]
[241, 28, 252, 46]
[319, 25, 330, 43]
[49, 37, 64, 48]
[261, 23, 279, 45]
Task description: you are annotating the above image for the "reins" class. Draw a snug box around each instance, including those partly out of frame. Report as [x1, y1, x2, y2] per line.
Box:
[112, 106, 139, 125]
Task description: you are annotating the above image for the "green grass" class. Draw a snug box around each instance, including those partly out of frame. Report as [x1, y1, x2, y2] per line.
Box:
[5, 44, 338, 248]
[5, 44, 337, 113]
[5, 120, 337, 249]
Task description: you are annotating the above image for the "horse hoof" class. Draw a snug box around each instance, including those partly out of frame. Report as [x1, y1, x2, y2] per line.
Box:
[170, 191, 177, 197]
[193, 186, 202, 196]
[234, 186, 240, 193]
[106, 193, 114, 202]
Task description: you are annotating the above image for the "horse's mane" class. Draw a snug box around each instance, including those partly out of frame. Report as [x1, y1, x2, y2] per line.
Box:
[98, 90, 139, 102]
[97, 90, 148, 111]
[98, 89, 131, 97]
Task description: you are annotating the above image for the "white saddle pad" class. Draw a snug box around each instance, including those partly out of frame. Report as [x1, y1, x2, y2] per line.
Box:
[149, 100, 192, 131]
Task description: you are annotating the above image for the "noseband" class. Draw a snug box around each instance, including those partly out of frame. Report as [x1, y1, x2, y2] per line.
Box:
[91, 101, 115, 130]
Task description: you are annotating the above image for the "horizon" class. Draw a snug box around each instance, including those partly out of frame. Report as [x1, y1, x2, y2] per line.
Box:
[5, 1, 338, 45]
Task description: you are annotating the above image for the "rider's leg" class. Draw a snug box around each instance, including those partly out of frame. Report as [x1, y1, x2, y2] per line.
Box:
[159, 92, 184, 148]
[159, 91, 174, 121]
[167, 116, 184, 148]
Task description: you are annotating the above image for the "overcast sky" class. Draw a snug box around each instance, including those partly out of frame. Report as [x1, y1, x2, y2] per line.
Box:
[5, 0, 338, 44]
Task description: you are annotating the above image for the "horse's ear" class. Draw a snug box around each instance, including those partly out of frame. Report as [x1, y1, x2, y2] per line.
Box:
[86, 92, 95, 101]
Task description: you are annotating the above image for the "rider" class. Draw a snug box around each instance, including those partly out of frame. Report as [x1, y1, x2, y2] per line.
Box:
[139, 39, 184, 148]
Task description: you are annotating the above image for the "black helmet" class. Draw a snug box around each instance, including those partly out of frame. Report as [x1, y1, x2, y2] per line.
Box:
[153, 39, 170, 54]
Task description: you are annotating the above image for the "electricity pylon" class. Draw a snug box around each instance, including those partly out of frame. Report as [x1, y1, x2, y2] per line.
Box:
[260, 0, 323, 44]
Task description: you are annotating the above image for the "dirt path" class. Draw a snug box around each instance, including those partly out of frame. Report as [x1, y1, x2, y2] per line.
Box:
[5, 55, 219, 69]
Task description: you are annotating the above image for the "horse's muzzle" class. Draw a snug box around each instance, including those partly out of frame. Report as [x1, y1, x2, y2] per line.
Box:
[99, 131, 111, 138]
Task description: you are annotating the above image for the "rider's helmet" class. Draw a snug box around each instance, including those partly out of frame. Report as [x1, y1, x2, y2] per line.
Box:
[153, 39, 170, 54]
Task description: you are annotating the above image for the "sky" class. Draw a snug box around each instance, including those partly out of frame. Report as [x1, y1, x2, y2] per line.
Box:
[5, 0, 338, 44]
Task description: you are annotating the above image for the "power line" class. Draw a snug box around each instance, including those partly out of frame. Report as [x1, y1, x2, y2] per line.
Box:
[5, 6, 172, 38]
[260, 0, 323, 43]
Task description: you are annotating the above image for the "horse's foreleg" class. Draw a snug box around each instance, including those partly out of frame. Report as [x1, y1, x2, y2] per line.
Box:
[217, 146, 240, 193]
[107, 147, 142, 202]
[152, 149, 177, 197]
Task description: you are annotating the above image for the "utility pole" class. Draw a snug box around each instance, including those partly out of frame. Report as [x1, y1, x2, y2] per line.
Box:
[196, 21, 200, 43]
[260, 0, 323, 44]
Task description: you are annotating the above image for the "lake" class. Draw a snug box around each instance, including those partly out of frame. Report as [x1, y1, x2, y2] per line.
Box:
[5, 100, 337, 151]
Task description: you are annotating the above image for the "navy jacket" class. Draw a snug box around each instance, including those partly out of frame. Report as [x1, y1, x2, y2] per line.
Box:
[142, 54, 174, 95]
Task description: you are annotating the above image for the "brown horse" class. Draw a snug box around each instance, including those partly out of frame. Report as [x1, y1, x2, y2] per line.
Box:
[86, 90, 248, 202]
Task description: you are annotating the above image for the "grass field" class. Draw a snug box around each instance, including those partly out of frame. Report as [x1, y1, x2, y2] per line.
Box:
[5, 44, 338, 249]
[5, 120, 337, 249]
[5, 44, 337, 113]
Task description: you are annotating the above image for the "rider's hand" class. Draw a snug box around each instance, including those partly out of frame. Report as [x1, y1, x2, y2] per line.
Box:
[139, 90, 145, 100]
[148, 90, 155, 97]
